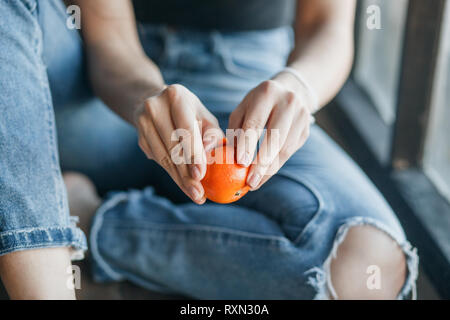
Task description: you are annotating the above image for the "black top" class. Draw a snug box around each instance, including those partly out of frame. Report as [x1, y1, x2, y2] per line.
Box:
[132, 0, 296, 31]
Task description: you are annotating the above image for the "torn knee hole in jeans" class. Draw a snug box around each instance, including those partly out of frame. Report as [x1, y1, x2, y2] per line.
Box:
[304, 217, 419, 300]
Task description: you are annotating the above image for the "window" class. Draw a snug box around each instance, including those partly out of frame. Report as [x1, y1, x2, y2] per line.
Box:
[353, 0, 409, 124]
[327, 0, 450, 298]
[424, 3, 450, 202]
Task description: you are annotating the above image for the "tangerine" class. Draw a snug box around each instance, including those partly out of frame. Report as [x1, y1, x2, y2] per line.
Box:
[201, 139, 250, 204]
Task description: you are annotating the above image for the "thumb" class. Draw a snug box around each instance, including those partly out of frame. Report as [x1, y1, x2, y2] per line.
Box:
[200, 117, 225, 152]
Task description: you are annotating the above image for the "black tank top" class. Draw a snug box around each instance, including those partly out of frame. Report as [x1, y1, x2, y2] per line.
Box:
[132, 0, 296, 31]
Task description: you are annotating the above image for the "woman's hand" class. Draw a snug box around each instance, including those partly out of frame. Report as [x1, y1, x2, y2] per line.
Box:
[134, 84, 224, 204]
[228, 72, 314, 191]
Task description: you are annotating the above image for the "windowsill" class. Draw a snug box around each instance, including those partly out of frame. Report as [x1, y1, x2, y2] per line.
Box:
[323, 80, 450, 299]
[393, 169, 450, 290]
[335, 81, 393, 165]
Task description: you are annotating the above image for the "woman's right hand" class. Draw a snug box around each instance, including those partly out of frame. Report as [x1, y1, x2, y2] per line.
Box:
[134, 84, 224, 204]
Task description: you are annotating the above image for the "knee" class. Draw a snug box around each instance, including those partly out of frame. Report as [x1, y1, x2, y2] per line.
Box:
[329, 225, 407, 300]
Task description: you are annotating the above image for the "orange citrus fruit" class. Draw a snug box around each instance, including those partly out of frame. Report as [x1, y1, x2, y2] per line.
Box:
[201, 139, 250, 204]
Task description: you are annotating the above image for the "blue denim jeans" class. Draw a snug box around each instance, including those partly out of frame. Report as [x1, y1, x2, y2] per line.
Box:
[0, 0, 418, 299]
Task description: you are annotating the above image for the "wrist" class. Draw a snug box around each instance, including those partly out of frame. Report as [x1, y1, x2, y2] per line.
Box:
[272, 68, 319, 114]
[132, 84, 167, 126]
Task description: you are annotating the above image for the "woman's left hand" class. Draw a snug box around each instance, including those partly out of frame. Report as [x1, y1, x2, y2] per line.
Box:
[228, 71, 314, 191]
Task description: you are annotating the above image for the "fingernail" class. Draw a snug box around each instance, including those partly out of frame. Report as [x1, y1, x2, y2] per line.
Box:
[206, 145, 217, 153]
[238, 153, 250, 167]
[243, 153, 252, 167]
[247, 173, 261, 189]
[189, 186, 202, 200]
[204, 138, 222, 152]
[191, 165, 202, 180]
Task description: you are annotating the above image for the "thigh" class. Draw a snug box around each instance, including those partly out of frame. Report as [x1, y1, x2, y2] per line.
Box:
[0, 0, 86, 255]
[237, 174, 320, 243]
[39, 0, 91, 108]
[0, 0, 66, 226]
[274, 125, 407, 250]
[235, 123, 404, 245]
[280, 126, 404, 226]
[91, 187, 315, 299]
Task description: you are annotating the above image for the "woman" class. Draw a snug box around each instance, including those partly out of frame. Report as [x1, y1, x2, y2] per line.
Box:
[0, 0, 417, 299]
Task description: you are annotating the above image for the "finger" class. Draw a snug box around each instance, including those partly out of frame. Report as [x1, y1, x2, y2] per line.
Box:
[145, 116, 205, 204]
[253, 113, 310, 190]
[149, 102, 190, 179]
[199, 110, 225, 152]
[202, 120, 225, 152]
[138, 135, 153, 159]
[169, 88, 208, 181]
[246, 104, 295, 190]
[235, 93, 274, 167]
[228, 104, 246, 130]
[150, 94, 203, 198]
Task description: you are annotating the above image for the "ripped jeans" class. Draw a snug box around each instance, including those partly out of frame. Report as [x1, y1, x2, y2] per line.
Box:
[0, 0, 418, 299]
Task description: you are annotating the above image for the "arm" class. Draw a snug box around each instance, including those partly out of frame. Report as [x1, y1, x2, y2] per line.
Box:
[73, 0, 163, 123]
[282, 0, 356, 109]
[73, 0, 222, 203]
[229, 0, 356, 190]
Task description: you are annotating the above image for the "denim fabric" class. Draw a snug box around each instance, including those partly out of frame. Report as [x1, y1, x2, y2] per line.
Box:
[87, 26, 418, 299]
[0, 0, 86, 257]
[0, 1, 418, 299]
